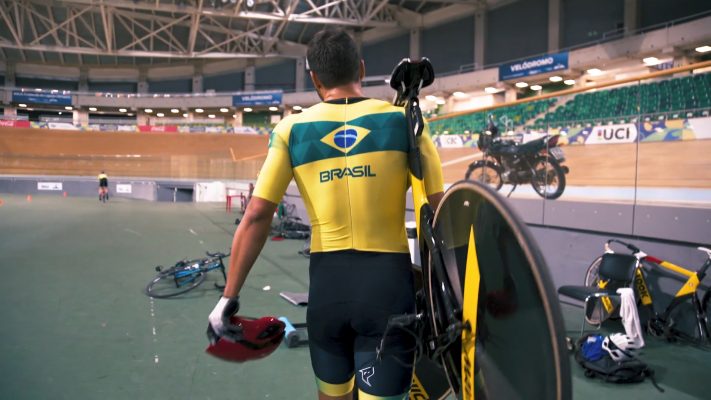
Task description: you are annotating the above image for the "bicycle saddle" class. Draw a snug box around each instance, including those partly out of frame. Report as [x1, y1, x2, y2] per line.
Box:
[390, 58, 435, 106]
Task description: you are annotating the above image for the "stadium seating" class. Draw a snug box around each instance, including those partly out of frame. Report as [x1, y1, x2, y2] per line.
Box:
[428, 98, 556, 135]
[536, 72, 711, 127]
[429, 72, 710, 135]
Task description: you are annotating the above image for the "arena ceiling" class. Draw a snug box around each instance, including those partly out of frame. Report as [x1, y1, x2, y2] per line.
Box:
[0, 0, 503, 67]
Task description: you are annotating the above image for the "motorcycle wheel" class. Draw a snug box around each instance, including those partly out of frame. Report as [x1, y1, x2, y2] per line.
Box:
[464, 162, 504, 191]
[530, 156, 566, 199]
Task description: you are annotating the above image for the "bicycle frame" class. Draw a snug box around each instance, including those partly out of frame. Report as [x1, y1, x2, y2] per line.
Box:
[598, 239, 711, 343]
[173, 254, 227, 288]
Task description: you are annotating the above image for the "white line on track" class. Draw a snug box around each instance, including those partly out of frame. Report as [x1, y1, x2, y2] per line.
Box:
[123, 228, 142, 236]
[189, 228, 198, 236]
[149, 297, 160, 364]
[441, 152, 482, 167]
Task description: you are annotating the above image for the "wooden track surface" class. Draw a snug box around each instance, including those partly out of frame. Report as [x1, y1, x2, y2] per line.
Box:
[0, 127, 269, 179]
[1, 127, 709, 188]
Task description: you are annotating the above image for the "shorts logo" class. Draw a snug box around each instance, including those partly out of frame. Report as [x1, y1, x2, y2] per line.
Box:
[321, 125, 371, 154]
[359, 366, 375, 387]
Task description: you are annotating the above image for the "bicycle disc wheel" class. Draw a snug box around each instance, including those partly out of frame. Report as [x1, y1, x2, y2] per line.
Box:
[145, 268, 206, 298]
[425, 180, 571, 400]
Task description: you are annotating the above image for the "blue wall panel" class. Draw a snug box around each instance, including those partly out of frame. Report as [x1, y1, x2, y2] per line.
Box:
[362, 33, 410, 76]
[204, 70, 244, 93]
[148, 78, 192, 93]
[15, 77, 78, 91]
[562, 0, 623, 48]
[88, 81, 138, 93]
[485, 0, 548, 66]
[255, 60, 296, 91]
[422, 17, 475, 74]
[640, 0, 711, 29]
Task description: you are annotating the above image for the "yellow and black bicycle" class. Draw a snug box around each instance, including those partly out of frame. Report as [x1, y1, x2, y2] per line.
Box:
[585, 239, 711, 345]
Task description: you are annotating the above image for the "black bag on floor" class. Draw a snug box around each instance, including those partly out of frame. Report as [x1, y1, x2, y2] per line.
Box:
[574, 334, 663, 392]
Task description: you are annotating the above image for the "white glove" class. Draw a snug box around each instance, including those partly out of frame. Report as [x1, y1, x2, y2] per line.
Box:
[207, 296, 243, 344]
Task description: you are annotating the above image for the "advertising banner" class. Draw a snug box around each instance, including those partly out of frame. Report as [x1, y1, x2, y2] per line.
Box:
[48, 122, 79, 130]
[138, 125, 178, 133]
[12, 91, 73, 106]
[38, 182, 63, 191]
[0, 120, 31, 128]
[586, 124, 638, 145]
[116, 184, 132, 194]
[232, 90, 283, 106]
[499, 52, 568, 81]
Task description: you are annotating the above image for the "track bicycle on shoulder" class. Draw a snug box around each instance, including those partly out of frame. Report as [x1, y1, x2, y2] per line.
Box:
[378, 58, 571, 400]
[585, 239, 711, 345]
[145, 251, 229, 299]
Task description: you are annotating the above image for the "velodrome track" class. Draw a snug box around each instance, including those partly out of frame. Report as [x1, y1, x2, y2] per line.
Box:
[1, 127, 710, 206]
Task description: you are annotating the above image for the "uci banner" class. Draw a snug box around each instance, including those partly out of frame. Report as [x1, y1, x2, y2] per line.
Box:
[499, 52, 568, 81]
[232, 90, 283, 107]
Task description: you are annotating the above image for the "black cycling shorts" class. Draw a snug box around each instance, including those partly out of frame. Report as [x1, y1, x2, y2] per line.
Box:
[99, 178, 108, 187]
[307, 250, 416, 398]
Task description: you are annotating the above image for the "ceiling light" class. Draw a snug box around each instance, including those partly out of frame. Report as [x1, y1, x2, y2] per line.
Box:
[171, 108, 180, 113]
[695, 45, 711, 53]
[453, 91, 468, 99]
[145, 108, 153, 113]
[182, 113, 189, 118]
[119, 108, 127, 113]
[564, 79, 576, 85]
[18, 103, 27, 108]
[268, 106, 278, 111]
[89, 107, 97, 112]
[515, 82, 528, 88]
[58, 112, 63, 115]
[220, 107, 229, 113]
[208, 114, 216, 119]
[435, 99, 446, 105]
[195, 108, 204, 113]
[65, 106, 73, 110]
[293, 105, 302, 111]
[484, 87, 501, 94]
[530, 85, 543, 91]
[643, 57, 661, 66]
[156, 112, 164, 117]
[35, 88, 42, 92]
[549, 76, 563, 82]
[425, 95, 438, 102]
[587, 68, 603, 76]
[244, 107, 253, 112]
[127, 113, 134, 116]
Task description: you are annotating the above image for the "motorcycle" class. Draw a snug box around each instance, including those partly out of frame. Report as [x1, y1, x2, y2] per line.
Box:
[464, 119, 570, 199]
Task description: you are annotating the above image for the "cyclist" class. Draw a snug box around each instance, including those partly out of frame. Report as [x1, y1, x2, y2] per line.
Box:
[207, 28, 443, 399]
[98, 171, 109, 202]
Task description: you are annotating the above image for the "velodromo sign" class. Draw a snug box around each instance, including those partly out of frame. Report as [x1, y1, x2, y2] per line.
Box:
[499, 52, 568, 81]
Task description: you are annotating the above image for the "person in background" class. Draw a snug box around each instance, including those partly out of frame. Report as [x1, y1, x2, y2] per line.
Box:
[98, 171, 109, 202]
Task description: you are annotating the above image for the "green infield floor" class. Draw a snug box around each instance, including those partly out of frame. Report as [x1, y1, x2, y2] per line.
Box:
[0, 194, 708, 399]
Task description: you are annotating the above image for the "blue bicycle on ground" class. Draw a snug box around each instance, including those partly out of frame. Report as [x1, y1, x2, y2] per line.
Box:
[145, 251, 229, 298]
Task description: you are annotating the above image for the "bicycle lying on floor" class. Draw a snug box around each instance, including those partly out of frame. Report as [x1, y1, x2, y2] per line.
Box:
[585, 239, 711, 345]
[145, 251, 229, 299]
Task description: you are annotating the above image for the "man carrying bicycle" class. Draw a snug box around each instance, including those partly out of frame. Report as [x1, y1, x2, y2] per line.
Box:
[208, 28, 444, 399]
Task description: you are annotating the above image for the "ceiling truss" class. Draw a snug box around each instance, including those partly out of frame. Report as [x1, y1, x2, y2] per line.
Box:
[0, 0, 411, 63]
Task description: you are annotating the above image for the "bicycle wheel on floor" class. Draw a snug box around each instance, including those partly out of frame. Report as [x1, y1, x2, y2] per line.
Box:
[583, 256, 619, 325]
[145, 266, 206, 298]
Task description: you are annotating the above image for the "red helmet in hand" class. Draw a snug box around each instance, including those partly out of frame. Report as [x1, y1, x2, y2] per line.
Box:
[206, 316, 285, 362]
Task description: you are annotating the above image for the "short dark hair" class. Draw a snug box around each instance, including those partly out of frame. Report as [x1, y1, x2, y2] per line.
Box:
[306, 28, 361, 89]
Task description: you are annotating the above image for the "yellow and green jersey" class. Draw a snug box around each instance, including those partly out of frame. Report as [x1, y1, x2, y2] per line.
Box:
[253, 98, 443, 253]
